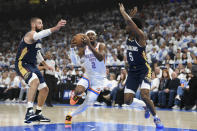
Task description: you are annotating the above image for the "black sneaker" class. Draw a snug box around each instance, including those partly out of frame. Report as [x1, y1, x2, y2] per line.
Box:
[24, 109, 39, 123]
[37, 114, 51, 122]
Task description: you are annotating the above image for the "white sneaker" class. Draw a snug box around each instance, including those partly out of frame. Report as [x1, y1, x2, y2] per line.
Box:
[94, 102, 101, 106]
[122, 104, 129, 107]
[114, 104, 119, 107]
[175, 95, 181, 100]
[11, 99, 16, 103]
[192, 105, 196, 110]
[172, 105, 179, 109]
[5, 99, 11, 103]
[22, 100, 27, 103]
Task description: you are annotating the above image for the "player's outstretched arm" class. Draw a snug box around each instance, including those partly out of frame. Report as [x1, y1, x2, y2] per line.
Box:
[119, 3, 146, 46]
[25, 19, 66, 44]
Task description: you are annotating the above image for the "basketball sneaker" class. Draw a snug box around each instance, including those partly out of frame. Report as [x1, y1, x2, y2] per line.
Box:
[70, 91, 80, 105]
[37, 114, 51, 122]
[154, 117, 164, 129]
[143, 106, 150, 119]
[24, 108, 39, 123]
[35, 110, 51, 122]
[65, 114, 72, 124]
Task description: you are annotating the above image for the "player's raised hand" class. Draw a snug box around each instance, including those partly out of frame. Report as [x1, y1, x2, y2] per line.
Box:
[130, 6, 137, 17]
[82, 35, 90, 45]
[55, 19, 67, 31]
[119, 3, 125, 13]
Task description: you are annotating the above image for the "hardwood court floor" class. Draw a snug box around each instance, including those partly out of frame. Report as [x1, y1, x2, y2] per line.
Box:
[0, 103, 197, 131]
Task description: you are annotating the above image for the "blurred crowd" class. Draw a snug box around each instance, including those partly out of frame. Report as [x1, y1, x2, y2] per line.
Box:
[0, 0, 197, 110]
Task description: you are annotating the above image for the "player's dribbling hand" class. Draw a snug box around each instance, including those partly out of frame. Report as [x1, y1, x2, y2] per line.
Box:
[56, 19, 67, 31]
[81, 35, 90, 45]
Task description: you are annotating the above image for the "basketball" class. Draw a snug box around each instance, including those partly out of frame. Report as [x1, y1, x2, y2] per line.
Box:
[71, 33, 87, 46]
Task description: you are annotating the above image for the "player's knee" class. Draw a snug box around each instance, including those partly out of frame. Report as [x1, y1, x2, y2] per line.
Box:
[30, 78, 39, 87]
[141, 92, 150, 102]
[43, 86, 49, 94]
[75, 86, 85, 95]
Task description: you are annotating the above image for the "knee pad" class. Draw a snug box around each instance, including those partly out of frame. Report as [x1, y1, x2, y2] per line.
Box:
[38, 82, 47, 90]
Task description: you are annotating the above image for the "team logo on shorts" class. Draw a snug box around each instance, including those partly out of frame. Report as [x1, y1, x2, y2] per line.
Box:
[24, 72, 31, 80]
[96, 88, 101, 92]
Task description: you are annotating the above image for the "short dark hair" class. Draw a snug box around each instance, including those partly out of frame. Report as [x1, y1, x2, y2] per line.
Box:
[30, 17, 40, 24]
[132, 17, 143, 29]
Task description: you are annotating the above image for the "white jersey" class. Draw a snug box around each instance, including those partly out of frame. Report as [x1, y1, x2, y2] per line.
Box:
[83, 43, 106, 80]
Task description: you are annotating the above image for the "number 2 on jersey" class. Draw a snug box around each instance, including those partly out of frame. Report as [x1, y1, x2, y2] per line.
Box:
[91, 62, 96, 69]
[129, 52, 134, 61]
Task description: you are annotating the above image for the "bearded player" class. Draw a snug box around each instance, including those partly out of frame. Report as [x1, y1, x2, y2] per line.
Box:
[15, 17, 66, 123]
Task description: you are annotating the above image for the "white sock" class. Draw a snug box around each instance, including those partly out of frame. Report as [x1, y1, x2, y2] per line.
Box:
[153, 115, 158, 119]
[130, 98, 146, 108]
[27, 102, 33, 108]
[70, 91, 97, 117]
[36, 106, 42, 110]
[70, 99, 89, 117]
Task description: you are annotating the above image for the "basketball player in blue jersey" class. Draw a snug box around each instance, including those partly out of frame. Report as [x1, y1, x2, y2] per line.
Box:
[119, 4, 163, 129]
[15, 17, 66, 123]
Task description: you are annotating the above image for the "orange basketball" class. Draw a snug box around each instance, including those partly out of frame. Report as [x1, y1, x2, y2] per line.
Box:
[71, 33, 86, 46]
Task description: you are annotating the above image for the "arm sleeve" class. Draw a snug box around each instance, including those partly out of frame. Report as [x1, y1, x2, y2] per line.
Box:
[70, 48, 80, 65]
[33, 29, 52, 40]
[36, 50, 44, 64]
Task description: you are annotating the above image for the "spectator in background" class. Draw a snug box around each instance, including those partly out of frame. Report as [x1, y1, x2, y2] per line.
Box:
[18, 76, 28, 103]
[45, 51, 56, 107]
[158, 69, 170, 108]
[104, 71, 127, 106]
[97, 73, 118, 106]
[150, 72, 160, 105]
[0, 71, 10, 100]
[4, 72, 20, 102]
[165, 72, 180, 108]
[183, 65, 197, 110]
[155, 67, 162, 79]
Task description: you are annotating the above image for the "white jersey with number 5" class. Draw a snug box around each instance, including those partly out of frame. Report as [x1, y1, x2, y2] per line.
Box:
[83, 43, 106, 80]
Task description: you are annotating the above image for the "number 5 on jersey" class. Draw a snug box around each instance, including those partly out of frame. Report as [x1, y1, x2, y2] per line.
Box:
[129, 52, 134, 61]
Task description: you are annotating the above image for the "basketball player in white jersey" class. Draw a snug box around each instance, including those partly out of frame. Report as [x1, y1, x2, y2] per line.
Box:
[65, 30, 107, 124]
[65, 30, 150, 124]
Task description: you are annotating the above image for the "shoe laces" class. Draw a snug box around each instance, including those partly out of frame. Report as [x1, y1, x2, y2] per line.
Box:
[154, 118, 161, 124]
[73, 96, 79, 101]
[66, 115, 72, 121]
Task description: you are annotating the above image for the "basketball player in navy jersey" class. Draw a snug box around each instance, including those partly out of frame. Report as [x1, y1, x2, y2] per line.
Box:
[119, 4, 163, 128]
[15, 17, 66, 123]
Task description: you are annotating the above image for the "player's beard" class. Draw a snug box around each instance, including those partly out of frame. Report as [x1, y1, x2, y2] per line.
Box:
[35, 27, 43, 32]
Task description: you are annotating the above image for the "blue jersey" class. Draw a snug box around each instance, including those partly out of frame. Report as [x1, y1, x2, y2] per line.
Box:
[15, 38, 42, 66]
[126, 38, 150, 69]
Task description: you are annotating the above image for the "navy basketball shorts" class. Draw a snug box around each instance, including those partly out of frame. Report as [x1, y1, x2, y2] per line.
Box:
[124, 66, 151, 94]
[15, 61, 47, 90]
